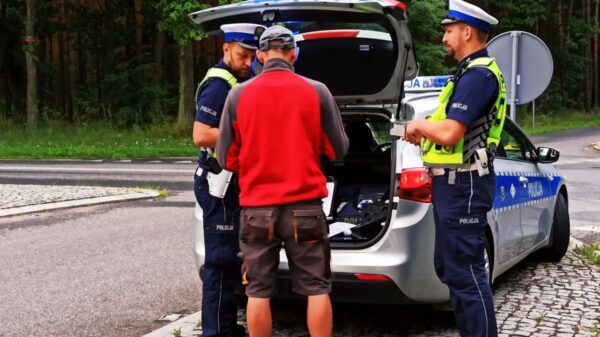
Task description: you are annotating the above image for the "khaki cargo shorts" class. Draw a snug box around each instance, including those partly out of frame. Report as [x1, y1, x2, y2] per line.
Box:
[239, 199, 331, 298]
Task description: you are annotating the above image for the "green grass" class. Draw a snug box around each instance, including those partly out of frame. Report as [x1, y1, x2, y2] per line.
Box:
[0, 122, 197, 159]
[533, 311, 547, 323]
[1, 109, 599, 160]
[573, 243, 600, 271]
[134, 185, 169, 198]
[518, 109, 600, 135]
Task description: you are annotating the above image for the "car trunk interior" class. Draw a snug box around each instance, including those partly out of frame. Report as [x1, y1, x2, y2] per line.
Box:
[321, 110, 394, 247]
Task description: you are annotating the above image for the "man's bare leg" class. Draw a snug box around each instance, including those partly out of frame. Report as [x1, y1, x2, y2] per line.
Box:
[246, 297, 271, 337]
[307, 294, 332, 337]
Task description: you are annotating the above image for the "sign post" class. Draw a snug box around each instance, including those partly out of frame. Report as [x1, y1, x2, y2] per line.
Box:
[487, 31, 553, 125]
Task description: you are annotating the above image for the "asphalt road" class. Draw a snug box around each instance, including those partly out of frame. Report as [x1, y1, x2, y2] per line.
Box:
[0, 160, 200, 337]
[0, 126, 598, 337]
[530, 126, 600, 244]
[0, 159, 196, 191]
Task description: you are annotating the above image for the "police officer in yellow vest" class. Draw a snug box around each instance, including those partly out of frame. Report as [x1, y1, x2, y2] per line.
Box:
[405, 1, 507, 336]
[193, 23, 266, 337]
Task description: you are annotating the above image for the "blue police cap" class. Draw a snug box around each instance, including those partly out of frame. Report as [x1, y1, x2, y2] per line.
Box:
[221, 23, 267, 50]
[440, 0, 498, 33]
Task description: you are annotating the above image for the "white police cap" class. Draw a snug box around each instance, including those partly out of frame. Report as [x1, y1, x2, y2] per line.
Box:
[221, 23, 267, 50]
[441, 0, 498, 33]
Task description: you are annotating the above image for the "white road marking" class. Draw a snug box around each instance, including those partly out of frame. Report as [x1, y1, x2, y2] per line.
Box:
[556, 157, 600, 165]
[0, 166, 191, 174]
[571, 226, 600, 233]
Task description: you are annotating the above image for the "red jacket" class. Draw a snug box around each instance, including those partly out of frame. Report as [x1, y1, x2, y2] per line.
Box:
[217, 58, 348, 206]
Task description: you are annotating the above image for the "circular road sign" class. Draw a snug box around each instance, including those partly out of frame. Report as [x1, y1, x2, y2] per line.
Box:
[487, 31, 553, 105]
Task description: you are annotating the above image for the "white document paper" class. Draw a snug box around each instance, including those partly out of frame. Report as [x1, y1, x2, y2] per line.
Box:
[321, 182, 336, 217]
[328, 222, 356, 238]
[207, 169, 233, 198]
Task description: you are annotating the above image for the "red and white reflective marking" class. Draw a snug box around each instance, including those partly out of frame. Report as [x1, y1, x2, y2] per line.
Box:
[295, 29, 391, 42]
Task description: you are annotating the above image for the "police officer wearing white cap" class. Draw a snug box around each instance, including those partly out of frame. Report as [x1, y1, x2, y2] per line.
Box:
[405, 1, 507, 336]
[192, 22, 266, 337]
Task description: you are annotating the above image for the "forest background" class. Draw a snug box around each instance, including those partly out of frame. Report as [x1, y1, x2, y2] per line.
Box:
[1, 0, 599, 158]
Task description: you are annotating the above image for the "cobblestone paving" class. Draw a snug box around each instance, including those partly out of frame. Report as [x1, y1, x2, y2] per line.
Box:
[494, 251, 600, 337]
[0, 184, 141, 210]
[178, 249, 600, 337]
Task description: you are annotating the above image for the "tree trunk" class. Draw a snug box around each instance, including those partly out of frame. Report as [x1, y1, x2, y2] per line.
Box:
[558, 0, 564, 46]
[177, 43, 194, 132]
[568, 0, 574, 23]
[134, 0, 143, 58]
[585, 0, 593, 112]
[25, 0, 39, 126]
[73, 0, 85, 122]
[594, 0, 599, 107]
[0, 2, 6, 74]
[0, 3, 8, 120]
[154, 30, 166, 85]
[102, 0, 114, 121]
[70, 0, 83, 122]
[58, 0, 72, 122]
[103, 1, 114, 76]
[541, 1, 551, 40]
[50, 14, 61, 109]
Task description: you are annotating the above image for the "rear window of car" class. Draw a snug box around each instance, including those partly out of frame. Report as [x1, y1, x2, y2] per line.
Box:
[268, 21, 397, 97]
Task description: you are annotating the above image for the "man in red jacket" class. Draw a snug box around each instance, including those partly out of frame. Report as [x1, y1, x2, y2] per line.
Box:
[217, 25, 348, 337]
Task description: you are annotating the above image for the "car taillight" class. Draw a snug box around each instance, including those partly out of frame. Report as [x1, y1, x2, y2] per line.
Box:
[398, 168, 432, 203]
[354, 274, 391, 282]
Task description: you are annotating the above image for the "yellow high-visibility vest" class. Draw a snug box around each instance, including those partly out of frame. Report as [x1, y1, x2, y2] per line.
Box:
[421, 57, 507, 168]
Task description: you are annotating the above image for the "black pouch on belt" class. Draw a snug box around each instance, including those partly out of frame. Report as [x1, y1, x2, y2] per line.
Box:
[205, 156, 223, 174]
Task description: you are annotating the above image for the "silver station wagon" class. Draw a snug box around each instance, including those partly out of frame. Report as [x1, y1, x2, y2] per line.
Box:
[189, 0, 570, 305]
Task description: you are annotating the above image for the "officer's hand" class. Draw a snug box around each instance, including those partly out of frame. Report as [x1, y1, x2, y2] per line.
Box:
[403, 121, 423, 146]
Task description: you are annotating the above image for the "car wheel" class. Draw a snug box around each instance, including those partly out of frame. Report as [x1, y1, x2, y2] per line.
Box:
[484, 234, 494, 289]
[536, 193, 570, 262]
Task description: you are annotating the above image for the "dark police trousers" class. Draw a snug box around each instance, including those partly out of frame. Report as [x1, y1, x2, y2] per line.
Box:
[194, 172, 242, 337]
[432, 169, 498, 337]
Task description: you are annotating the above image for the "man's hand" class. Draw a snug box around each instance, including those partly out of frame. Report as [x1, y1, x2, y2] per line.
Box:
[403, 118, 466, 147]
[403, 120, 423, 145]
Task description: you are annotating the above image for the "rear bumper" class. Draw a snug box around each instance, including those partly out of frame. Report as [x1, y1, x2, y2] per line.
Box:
[195, 201, 450, 304]
[275, 270, 412, 304]
[277, 204, 450, 304]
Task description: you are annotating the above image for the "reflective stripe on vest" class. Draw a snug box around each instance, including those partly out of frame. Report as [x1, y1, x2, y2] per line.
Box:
[194, 68, 239, 111]
[421, 57, 507, 168]
[195, 68, 239, 158]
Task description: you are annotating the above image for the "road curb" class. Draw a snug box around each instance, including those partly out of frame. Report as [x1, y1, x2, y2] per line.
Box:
[0, 189, 160, 218]
[571, 236, 586, 247]
[143, 311, 201, 337]
[570, 235, 600, 256]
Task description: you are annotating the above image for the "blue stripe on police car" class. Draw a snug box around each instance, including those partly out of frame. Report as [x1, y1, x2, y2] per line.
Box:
[493, 172, 561, 213]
